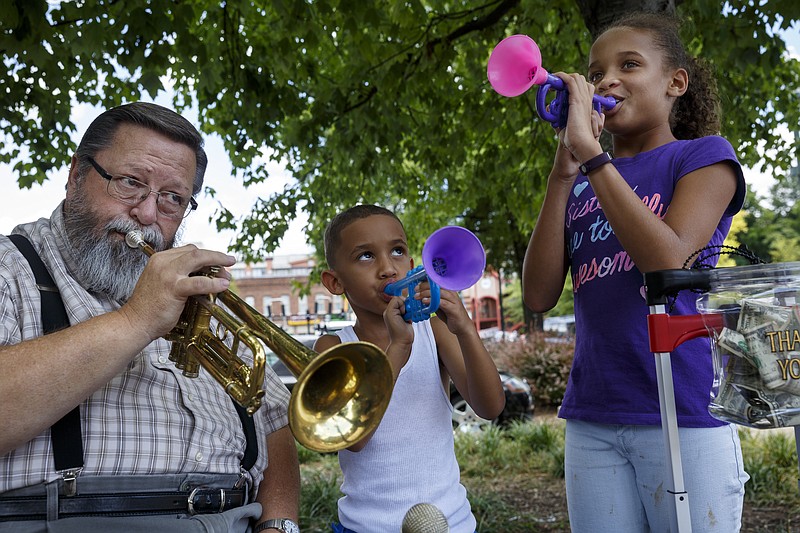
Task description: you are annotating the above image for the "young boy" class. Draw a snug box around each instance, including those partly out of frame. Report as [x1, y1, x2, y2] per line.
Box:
[316, 204, 505, 533]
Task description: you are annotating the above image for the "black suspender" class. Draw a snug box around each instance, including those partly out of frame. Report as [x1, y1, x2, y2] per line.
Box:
[6, 234, 258, 478]
[233, 402, 258, 471]
[7, 234, 84, 490]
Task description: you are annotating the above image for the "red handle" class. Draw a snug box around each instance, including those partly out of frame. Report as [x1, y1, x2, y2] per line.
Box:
[647, 313, 724, 352]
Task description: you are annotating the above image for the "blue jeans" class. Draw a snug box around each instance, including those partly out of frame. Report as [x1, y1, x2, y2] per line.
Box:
[564, 420, 748, 532]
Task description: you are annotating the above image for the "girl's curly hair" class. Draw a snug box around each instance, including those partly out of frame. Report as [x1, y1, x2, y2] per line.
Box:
[600, 12, 721, 140]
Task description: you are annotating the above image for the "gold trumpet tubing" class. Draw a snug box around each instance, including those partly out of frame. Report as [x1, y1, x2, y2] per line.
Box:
[195, 296, 266, 385]
[182, 293, 267, 414]
[190, 329, 265, 415]
[217, 293, 313, 373]
[167, 298, 206, 377]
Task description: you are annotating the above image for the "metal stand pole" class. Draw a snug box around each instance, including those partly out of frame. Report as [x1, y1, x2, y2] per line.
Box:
[651, 303, 692, 533]
[795, 426, 800, 493]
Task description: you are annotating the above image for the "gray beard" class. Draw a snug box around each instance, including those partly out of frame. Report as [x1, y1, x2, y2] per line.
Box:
[63, 194, 179, 302]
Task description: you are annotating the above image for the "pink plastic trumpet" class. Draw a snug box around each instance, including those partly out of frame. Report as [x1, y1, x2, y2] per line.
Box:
[487, 34, 616, 128]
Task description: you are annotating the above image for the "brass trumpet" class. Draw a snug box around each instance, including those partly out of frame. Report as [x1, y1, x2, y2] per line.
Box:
[125, 231, 394, 453]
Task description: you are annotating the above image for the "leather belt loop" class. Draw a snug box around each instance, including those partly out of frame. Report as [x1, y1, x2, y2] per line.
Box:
[46, 479, 59, 522]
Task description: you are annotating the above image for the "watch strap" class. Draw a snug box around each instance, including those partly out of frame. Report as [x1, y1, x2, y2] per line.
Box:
[579, 151, 614, 176]
[254, 518, 299, 533]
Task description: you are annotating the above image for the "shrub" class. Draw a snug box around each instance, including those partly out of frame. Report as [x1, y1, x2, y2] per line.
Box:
[297, 443, 324, 464]
[739, 428, 800, 506]
[488, 334, 574, 407]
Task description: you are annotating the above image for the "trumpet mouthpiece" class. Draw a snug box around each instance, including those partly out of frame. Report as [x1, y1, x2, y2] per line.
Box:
[125, 230, 146, 249]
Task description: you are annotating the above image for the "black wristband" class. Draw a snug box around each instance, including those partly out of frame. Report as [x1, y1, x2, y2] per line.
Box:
[579, 151, 614, 176]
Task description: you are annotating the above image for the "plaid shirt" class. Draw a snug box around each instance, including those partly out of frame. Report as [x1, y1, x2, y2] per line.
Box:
[0, 204, 290, 493]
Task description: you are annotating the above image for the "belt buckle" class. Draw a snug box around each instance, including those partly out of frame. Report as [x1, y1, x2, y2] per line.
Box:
[187, 486, 226, 515]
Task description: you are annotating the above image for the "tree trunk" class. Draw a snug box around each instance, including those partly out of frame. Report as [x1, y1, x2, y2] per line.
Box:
[526, 306, 544, 333]
[574, 0, 680, 38]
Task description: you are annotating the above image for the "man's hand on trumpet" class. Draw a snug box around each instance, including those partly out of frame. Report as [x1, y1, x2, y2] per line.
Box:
[121, 242, 236, 341]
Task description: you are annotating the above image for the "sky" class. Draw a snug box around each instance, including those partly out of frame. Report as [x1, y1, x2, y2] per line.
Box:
[0, 97, 312, 256]
[2, 22, 799, 257]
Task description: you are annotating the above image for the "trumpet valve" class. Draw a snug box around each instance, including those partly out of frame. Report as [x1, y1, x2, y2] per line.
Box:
[181, 357, 201, 379]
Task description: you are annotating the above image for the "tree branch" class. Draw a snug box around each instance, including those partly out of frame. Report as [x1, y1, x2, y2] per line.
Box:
[337, 1, 520, 116]
[430, 0, 521, 49]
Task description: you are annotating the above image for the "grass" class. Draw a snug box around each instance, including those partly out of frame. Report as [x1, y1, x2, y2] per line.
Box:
[739, 427, 800, 505]
[298, 452, 340, 531]
[296, 419, 800, 532]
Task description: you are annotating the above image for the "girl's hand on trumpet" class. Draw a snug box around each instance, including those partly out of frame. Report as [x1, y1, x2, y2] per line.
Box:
[556, 72, 606, 166]
[549, 72, 605, 183]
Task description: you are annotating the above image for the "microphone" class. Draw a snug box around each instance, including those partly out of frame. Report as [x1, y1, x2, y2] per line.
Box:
[401, 503, 450, 533]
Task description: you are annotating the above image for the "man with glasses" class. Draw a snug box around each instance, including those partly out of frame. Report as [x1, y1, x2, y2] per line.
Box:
[0, 102, 300, 533]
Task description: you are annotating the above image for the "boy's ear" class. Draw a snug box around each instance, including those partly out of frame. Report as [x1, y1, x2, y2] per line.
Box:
[321, 269, 345, 295]
[668, 68, 688, 97]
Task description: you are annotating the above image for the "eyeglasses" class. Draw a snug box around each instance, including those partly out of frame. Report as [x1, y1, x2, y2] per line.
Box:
[87, 156, 198, 220]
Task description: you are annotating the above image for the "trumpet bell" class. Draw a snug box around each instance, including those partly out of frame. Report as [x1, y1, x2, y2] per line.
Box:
[486, 34, 549, 97]
[290, 341, 393, 453]
[422, 226, 486, 291]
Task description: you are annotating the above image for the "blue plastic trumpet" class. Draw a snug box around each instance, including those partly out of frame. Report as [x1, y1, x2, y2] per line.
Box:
[384, 226, 486, 323]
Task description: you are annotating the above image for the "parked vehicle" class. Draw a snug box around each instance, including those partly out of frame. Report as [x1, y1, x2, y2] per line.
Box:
[267, 335, 535, 434]
[316, 314, 356, 335]
[265, 334, 317, 390]
[450, 371, 534, 434]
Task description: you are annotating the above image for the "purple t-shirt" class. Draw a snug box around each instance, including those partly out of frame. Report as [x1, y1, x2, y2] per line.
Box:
[559, 136, 746, 427]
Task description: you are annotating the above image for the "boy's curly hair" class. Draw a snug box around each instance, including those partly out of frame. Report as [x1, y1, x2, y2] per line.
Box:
[602, 12, 721, 139]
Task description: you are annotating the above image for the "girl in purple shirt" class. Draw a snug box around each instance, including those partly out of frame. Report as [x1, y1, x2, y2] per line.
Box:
[523, 12, 748, 532]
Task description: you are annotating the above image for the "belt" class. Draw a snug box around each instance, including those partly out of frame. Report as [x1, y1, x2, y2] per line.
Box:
[0, 486, 246, 520]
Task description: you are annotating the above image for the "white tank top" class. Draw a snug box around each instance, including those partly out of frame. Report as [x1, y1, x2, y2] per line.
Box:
[335, 322, 476, 532]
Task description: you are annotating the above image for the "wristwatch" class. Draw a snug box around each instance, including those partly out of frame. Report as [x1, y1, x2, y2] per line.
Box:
[254, 518, 300, 533]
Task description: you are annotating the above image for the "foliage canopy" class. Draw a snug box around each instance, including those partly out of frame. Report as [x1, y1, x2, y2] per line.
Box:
[2, 0, 799, 280]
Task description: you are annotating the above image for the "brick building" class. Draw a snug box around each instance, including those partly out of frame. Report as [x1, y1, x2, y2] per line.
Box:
[229, 254, 503, 335]
[229, 255, 342, 335]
